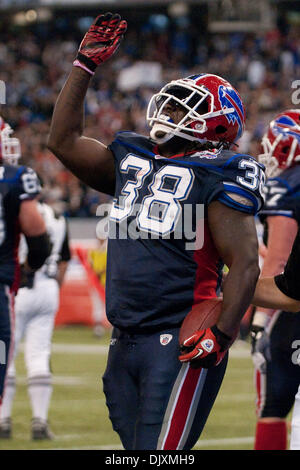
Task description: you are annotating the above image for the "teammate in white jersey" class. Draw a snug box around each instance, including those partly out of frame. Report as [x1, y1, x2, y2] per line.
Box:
[0, 202, 71, 440]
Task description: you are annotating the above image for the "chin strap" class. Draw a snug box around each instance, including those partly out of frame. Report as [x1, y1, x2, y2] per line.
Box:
[150, 124, 175, 144]
[150, 124, 224, 150]
[150, 123, 205, 145]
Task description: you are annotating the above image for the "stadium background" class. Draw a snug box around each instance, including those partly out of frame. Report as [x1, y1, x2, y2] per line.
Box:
[0, 0, 299, 450]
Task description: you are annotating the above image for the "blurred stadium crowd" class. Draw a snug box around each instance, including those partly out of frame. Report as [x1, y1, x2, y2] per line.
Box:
[0, 11, 299, 216]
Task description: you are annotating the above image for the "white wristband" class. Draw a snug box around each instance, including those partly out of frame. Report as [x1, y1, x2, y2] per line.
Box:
[252, 311, 270, 329]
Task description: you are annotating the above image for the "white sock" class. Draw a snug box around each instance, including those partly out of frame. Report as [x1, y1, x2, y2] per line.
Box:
[28, 374, 52, 421]
[0, 375, 16, 420]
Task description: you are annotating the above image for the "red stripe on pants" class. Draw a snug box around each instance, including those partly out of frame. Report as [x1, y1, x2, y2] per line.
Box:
[162, 366, 203, 450]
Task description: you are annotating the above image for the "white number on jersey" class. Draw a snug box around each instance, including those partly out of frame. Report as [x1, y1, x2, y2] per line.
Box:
[110, 154, 194, 236]
[21, 168, 41, 195]
[138, 166, 194, 236]
[110, 155, 153, 222]
[263, 183, 287, 208]
[237, 159, 265, 196]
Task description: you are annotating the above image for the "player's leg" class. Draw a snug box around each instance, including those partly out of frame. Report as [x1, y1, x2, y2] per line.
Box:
[24, 280, 59, 439]
[254, 417, 287, 450]
[177, 355, 228, 450]
[0, 286, 15, 438]
[102, 328, 139, 450]
[254, 354, 287, 450]
[131, 327, 227, 450]
[0, 286, 14, 398]
[290, 385, 300, 450]
[0, 288, 28, 437]
[155, 359, 227, 450]
[254, 312, 300, 450]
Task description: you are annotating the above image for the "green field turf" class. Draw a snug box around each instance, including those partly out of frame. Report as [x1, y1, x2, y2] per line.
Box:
[0, 326, 292, 451]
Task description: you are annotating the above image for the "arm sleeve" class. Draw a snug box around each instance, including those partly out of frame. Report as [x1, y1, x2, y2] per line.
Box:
[274, 227, 300, 301]
[60, 224, 71, 262]
[25, 232, 52, 270]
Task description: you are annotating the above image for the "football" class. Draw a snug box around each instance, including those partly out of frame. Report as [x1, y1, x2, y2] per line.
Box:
[179, 298, 223, 346]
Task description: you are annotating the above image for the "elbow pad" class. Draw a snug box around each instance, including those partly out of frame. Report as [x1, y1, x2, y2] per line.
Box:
[274, 228, 300, 301]
[25, 233, 52, 270]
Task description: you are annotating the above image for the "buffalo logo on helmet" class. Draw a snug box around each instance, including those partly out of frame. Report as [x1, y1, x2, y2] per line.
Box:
[271, 115, 300, 143]
[218, 85, 245, 140]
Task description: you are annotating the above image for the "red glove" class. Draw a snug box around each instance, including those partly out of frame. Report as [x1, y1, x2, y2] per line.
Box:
[178, 325, 232, 368]
[74, 12, 127, 75]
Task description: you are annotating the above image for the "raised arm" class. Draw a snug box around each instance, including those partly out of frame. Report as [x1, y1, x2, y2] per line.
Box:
[47, 68, 115, 194]
[47, 13, 127, 195]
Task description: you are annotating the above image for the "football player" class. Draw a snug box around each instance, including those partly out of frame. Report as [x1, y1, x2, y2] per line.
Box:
[250, 110, 300, 450]
[47, 13, 264, 450]
[253, 225, 300, 450]
[0, 201, 71, 440]
[0, 117, 51, 421]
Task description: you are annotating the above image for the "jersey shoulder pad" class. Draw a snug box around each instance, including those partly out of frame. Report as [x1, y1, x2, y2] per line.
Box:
[259, 165, 300, 221]
[168, 150, 265, 215]
[1, 163, 26, 183]
[213, 152, 265, 215]
[15, 166, 41, 201]
[108, 131, 154, 161]
[218, 150, 262, 172]
[2, 164, 41, 204]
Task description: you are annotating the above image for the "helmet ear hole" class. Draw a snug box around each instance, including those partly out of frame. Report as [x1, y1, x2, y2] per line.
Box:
[282, 146, 289, 154]
[215, 125, 227, 134]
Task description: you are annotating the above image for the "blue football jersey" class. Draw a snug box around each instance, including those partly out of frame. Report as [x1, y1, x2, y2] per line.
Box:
[106, 132, 265, 332]
[259, 165, 300, 224]
[0, 164, 41, 290]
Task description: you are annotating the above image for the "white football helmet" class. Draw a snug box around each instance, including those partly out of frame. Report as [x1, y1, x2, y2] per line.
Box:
[0, 116, 21, 165]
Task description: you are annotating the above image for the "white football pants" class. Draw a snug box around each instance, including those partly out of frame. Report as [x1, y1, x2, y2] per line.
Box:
[8, 278, 59, 378]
